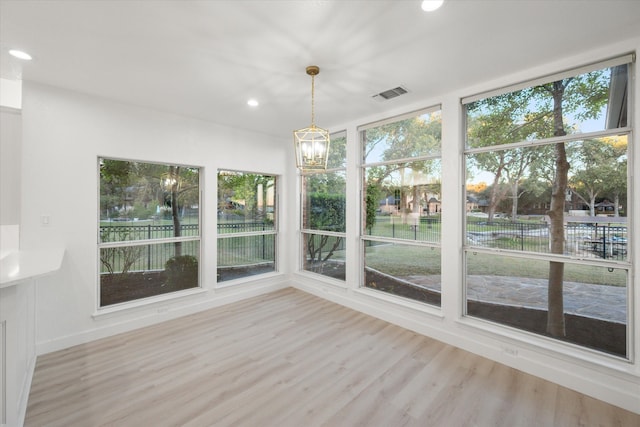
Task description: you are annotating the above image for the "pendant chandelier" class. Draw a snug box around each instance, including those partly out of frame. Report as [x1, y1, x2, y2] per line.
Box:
[294, 65, 330, 170]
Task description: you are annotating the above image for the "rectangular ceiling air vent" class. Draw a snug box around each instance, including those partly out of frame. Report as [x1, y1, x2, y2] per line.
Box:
[372, 86, 409, 101]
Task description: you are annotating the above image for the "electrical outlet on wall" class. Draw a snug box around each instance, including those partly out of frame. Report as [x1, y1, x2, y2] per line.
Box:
[502, 346, 519, 357]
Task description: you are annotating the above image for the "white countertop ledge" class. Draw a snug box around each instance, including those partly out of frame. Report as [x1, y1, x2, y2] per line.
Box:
[0, 248, 65, 288]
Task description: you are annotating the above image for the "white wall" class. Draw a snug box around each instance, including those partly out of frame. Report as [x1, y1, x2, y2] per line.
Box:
[293, 37, 640, 413]
[20, 82, 292, 353]
[1, 107, 21, 226]
[0, 78, 22, 110]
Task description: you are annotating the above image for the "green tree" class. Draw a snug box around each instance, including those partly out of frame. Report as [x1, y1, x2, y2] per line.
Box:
[305, 192, 346, 268]
[365, 182, 380, 232]
[218, 172, 275, 222]
[302, 170, 346, 267]
[100, 159, 199, 258]
[570, 136, 627, 216]
[503, 147, 545, 220]
[467, 98, 554, 221]
[467, 67, 613, 337]
[99, 159, 134, 219]
[364, 114, 441, 219]
[516, 176, 552, 213]
[604, 156, 627, 217]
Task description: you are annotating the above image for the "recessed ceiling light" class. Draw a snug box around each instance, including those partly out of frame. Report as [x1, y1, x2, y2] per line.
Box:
[9, 49, 32, 60]
[247, 99, 259, 107]
[421, 0, 444, 12]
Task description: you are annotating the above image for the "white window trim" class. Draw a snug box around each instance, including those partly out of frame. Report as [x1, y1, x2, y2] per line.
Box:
[216, 170, 279, 283]
[299, 131, 348, 278]
[460, 56, 634, 360]
[97, 157, 203, 309]
[358, 104, 442, 132]
[462, 53, 634, 105]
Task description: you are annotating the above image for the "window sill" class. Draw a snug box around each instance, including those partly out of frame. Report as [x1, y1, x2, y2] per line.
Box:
[455, 314, 633, 371]
[214, 271, 285, 290]
[353, 287, 444, 319]
[93, 287, 207, 318]
[294, 270, 349, 290]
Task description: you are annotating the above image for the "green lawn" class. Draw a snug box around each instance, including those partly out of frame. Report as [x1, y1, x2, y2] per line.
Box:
[365, 243, 626, 287]
[365, 243, 441, 276]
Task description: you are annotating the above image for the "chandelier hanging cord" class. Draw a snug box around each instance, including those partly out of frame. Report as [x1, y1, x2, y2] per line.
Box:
[306, 65, 320, 126]
[311, 73, 315, 126]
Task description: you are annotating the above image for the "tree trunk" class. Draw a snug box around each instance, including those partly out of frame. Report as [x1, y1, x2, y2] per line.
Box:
[412, 185, 420, 214]
[547, 81, 569, 337]
[511, 181, 519, 221]
[488, 161, 504, 222]
[170, 166, 182, 257]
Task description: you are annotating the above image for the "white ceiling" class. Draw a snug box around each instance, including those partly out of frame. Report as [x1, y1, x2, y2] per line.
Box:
[1, 0, 639, 140]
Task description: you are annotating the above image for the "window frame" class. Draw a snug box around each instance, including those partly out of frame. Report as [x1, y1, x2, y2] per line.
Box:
[359, 105, 443, 306]
[97, 156, 202, 309]
[299, 130, 348, 282]
[461, 56, 634, 359]
[216, 169, 279, 284]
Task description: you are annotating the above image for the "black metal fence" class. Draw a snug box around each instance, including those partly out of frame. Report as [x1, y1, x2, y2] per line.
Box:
[217, 234, 275, 266]
[366, 215, 441, 242]
[368, 216, 627, 261]
[466, 221, 627, 260]
[100, 223, 199, 242]
[564, 223, 627, 260]
[99, 240, 200, 273]
[466, 221, 549, 252]
[100, 218, 628, 275]
[100, 222, 277, 274]
[218, 222, 275, 233]
[217, 221, 276, 267]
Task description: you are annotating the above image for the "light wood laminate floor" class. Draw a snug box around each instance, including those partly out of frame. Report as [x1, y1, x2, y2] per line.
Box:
[25, 288, 639, 426]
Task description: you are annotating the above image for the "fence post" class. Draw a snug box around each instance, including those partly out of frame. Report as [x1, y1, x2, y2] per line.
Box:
[147, 224, 152, 271]
[392, 216, 395, 238]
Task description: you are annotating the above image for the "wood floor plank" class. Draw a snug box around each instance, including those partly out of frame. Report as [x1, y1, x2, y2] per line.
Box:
[24, 288, 639, 426]
[320, 351, 426, 426]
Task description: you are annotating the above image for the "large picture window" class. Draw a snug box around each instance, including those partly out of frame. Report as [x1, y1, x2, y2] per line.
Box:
[301, 131, 347, 280]
[217, 170, 277, 282]
[361, 107, 442, 306]
[98, 158, 201, 307]
[463, 56, 633, 357]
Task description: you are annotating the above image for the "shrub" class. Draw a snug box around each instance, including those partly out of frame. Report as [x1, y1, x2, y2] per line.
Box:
[165, 255, 198, 289]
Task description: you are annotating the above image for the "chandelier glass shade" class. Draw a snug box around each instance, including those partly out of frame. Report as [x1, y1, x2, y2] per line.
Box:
[294, 66, 330, 170]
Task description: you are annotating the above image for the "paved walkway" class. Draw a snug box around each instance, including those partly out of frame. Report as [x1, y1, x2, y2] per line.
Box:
[406, 275, 626, 324]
